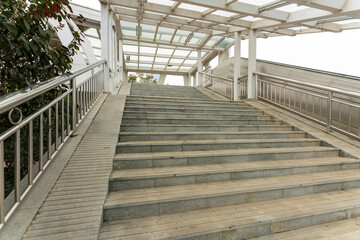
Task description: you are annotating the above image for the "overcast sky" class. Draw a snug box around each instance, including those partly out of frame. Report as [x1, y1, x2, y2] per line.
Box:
[71, 0, 360, 82]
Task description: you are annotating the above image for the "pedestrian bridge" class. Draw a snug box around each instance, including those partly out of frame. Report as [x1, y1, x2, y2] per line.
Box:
[3, 1, 360, 239]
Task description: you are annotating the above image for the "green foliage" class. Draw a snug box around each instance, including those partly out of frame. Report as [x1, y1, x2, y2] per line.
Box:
[0, 0, 85, 95]
[128, 73, 157, 84]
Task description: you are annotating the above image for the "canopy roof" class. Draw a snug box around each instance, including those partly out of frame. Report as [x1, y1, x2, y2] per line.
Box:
[73, 0, 360, 74]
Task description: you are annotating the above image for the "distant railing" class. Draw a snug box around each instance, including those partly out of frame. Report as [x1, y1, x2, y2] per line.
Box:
[255, 72, 360, 140]
[200, 72, 247, 100]
[0, 60, 106, 227]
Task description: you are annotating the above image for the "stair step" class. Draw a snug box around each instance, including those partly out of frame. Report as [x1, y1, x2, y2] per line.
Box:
[118, 130, 306, 142]
[116, 138, 321, 153]
[99, 189, 360, 239]
[250, 216, 360, 240]
[103, 169, 360, 220]
[125, 102, 253, 110]
[109, 157, 359, 190]
[124, 106, 262, 114]
[113, 146, 339, 169]
[126, 98, 249, 106]
[120, 124, 292, 132]
[122, 111, 269, 120]
[121, 118, 282, 125]
[127, 95, 233, 103]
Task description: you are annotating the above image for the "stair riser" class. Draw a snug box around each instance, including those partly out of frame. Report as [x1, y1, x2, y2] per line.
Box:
[124, 107, 261, 114]
[127, 96, 233, 103]
[109, 162, 360, 191]
[116, 140, 321, 154]
[126, 100, 249, 107]
[121, 119, 282, 125]
[125, 103, 253, 110]
[118, 132, 306, 142]
[130, 92, 208, 98]
[103, 179, 360, 221]
[113, 149, 339, 169]
[123, 113, 269, 120]
[120, 125, 293, 132]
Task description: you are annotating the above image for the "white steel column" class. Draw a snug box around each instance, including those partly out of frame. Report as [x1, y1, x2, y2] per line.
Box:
[183, 75, 190, 86]
[192, 74, 196, 87]
[233, 31, 241, 101]
[248, 29, 257, 99]
[119, 38, 124, 83]
[101, 3, 110, 91]
[196, 49, 202, 86]
[158, 74, 166, 85]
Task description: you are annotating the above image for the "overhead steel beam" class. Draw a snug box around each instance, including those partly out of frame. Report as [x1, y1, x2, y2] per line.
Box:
[126, 60, 194, 67]
[126, 68, 188, 75]
[282, 0, 347, 13]
[123, 51, 198, 60]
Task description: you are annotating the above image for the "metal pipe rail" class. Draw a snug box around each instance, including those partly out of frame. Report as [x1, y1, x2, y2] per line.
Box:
[200, 72, 248, 100]
[0, 60, 106, 227]
[255, 72, 360, 140]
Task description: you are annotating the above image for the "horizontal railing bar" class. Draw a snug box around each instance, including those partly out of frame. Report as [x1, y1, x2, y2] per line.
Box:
[255, 72, 360, 98]
[0, 90, 72, 142]
[0, 60, 105, 114]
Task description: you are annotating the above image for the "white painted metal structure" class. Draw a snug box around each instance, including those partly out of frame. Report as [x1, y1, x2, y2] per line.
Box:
[71, 0, 360, 97]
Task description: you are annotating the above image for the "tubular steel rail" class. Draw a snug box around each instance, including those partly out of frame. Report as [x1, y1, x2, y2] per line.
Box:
[0, 60, 106, 227]
[255, 72, 360, 140]
[200, 72, 247, 100]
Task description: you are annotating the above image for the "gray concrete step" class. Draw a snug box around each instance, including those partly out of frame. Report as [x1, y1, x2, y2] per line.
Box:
[109, 157, 359, 191]
[116, 138, 322, 154]
[120, 124, 292, 132]
[122, 111, 269, 120]
[125, 102, 253, 109]
[118, 130, 306, 142]
[103, 169, 360, 221]
[125, 98, 249, 106]
[127, 95, 234, 103]
[99, 189, 360, 239]
[113, 146, 339, 169]
[124, 106, 262, 114]
[121, 117, 283, 125]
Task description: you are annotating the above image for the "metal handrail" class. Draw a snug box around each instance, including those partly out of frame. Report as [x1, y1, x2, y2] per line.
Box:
[254, 72, 360, 98]
[0, 60, 106, 115]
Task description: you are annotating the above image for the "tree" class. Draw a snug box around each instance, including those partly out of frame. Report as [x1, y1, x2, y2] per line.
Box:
[0, 0, 85, 95]
[128, 73, 157, 84]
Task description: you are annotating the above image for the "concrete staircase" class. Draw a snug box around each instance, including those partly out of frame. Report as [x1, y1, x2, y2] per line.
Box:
[99, 84, 360, 239]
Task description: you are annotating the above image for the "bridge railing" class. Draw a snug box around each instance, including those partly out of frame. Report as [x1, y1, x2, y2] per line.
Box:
[200, 72, 247, 100]
[255, 72, 360, 140]
[0, 60, 106, 227]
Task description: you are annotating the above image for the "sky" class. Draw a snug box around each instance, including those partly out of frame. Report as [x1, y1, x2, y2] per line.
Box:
[71, 0, 360, 85]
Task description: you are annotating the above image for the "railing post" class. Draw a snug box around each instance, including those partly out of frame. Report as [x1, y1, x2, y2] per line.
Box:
[71, 78, 78, 136]
[0, 141, 4, 224]
[327, 91, 333, 131]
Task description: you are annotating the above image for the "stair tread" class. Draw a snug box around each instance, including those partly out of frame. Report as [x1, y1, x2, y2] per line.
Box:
[110, 157, 357, 180]
[114, 146, 337, 160]
[105, 169, 360, 207]
[99, 189, 360, 239]
[119, 130, 304, 135]
[117, 138, 319, 146]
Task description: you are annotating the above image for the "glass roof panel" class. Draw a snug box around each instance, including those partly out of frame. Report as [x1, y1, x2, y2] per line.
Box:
[155, 57, 170, 63]
[169, 59, 184, 64]
[166, 65, 178, 70]
[173, 50, 190, 56]
[276, 4, 308, 12]
[213, 10, 235, 17]
[139, 64, 152, 69]
[188, 32, 206, 45]
[126, 63, 138, 68]
[237, 0, 275, 6]
[188, 51, 197, 58]
[153, 64, 166, 69]
[157, 48, 174, 55]
[172, 29, 191, 44]
[123, 45, 138, 52]
[140, 46, 157, 54]
[205, 36, 223, 47]
[147, 0, 175, 6]
[217, 38, 233, 48]
[142, 24, 157, 39]
[178, 3, 209, 12]
[156, 27, 175, 42]
[179, 66, 192, 71]
[241, 16, 263, 21]
[121, 21, 137, 37]
[139, 56, 154, 62]
[184, 59, 197, 65]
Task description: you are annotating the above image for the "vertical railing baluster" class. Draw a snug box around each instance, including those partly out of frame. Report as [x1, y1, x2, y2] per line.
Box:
[55, 102, 59, 151]
[48, 108, 52, 161]
[312, 96, 315, 118]
[348, 107, 352, 133]
[71, 78, 78, 135]
[338, 103, 342, 129]
[299, 92, 302, 113]
[61, 98, 65, 143]
[327, 91, 332, 131]
[319, 98, 323, 122]
[79, 85, 83, 120]
[15, 130, 20, 202]
[0, 141, 5, 224]
[66, 95, 70, 136]
[39, 113, 43, 171]
[28, 120, 33, 185]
